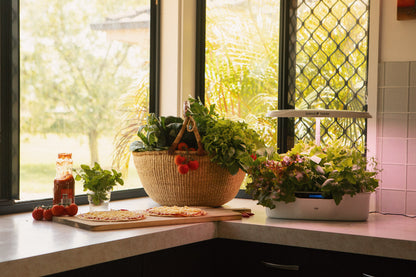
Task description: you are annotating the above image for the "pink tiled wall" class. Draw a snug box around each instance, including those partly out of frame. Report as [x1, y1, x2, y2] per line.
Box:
[377, 61, 416, 216]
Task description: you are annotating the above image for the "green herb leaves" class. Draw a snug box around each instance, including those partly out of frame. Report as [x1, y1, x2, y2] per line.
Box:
[202, 118, 262, 175]
[130, 97, 265, 175]
[130, 114, 198, 152]
[246, 141, 380, 208]
[74, 162, 124, 204]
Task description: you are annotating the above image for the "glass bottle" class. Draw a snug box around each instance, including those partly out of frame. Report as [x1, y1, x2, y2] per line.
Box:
[53, 153, 75, 205]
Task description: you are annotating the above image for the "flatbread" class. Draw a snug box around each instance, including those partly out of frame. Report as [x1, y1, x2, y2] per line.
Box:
[146, 206, 207, 217]
[77, 210, 146, 222]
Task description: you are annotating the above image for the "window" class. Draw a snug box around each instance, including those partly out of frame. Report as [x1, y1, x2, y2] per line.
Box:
[197, 0, 280, 148]
[197, 0, 370, 153]
[290, 0, 370, 150]
[0, 0, 159, 211]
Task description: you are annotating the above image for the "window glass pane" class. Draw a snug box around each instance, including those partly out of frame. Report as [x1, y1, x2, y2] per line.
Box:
[20, 0, 150, 201]
[205, 0, 280, 147]
[291, 0, 370, 149]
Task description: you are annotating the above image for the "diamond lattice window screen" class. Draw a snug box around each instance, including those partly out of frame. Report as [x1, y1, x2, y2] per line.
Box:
[288, 0, 369, 150]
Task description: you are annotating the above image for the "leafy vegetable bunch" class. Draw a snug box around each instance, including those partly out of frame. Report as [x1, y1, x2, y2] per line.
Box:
[74, 162, 124, 205]
[130, 97, 265, 175]
[129, 115, 193, 151]
[245, 141, 380, 209]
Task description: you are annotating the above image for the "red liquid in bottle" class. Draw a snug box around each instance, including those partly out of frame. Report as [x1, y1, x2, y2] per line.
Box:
[53, 174, 75, 205]
[53, 153, 75, 205]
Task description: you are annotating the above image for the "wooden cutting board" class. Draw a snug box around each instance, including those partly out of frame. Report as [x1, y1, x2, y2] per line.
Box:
[52, 207, 243, 231]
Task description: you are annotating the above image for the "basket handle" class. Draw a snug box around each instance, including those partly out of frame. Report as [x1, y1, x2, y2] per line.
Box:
[168, 112, 207, 156]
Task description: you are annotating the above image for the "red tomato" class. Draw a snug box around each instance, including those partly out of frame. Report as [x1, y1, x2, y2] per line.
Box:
[51, 204, 65, 216]
[32, 206, 44, 221]
[174, 155, 187, 165]
[177, 142, 188, 151]
[178, 164, 189, 174]
[188, 160, 199, 171]
[65, 203, 78, 216]
[43, 208, 53, 221]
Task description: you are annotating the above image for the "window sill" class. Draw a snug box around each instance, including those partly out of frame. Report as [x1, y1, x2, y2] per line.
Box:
[0, 188, 148, 215]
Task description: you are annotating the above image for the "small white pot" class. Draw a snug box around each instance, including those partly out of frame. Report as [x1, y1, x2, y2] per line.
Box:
[265, 192, 371, 221]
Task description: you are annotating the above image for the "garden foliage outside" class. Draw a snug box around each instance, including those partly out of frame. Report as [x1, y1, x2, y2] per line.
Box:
[20, 0, 150, 199]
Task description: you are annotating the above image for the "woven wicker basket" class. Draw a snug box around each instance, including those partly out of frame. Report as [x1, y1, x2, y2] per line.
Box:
[132, 110, 246, 206]
[132, 150, 245, 206]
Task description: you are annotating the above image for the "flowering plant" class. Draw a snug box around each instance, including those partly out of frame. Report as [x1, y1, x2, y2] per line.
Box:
[245, 141, 380, 209]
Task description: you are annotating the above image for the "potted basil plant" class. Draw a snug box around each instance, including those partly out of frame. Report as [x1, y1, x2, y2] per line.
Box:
[74, 162, 124, 211]
[245, 141, 380, 221]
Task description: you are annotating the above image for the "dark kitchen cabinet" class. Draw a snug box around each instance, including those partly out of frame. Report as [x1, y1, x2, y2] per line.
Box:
[141, 240, 215, 277]
[51, 238, 415, 277]
[213, 239, 416, 277]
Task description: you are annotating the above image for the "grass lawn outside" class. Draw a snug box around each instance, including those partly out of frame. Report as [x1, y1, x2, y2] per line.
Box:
[19, 134, 142, 201]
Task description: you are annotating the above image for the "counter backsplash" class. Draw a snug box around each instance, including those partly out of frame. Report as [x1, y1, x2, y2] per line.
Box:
[377, 61, 416, 216]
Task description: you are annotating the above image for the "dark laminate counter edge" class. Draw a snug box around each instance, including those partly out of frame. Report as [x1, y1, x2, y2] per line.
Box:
[217, 221, 416, 261]
[1, 223, 217, 277]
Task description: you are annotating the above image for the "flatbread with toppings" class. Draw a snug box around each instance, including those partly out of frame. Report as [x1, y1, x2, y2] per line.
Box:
[146, 206, 207, 217]
[77, 210, 146, 222]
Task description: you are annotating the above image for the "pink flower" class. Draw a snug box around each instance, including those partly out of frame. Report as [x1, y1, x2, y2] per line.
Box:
[282, 155, 291, 166]
[295, 171, 304, 181]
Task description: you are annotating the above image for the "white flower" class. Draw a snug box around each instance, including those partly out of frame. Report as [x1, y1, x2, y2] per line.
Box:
[315, 165, 325, 175]
[322, 178, 334, 187]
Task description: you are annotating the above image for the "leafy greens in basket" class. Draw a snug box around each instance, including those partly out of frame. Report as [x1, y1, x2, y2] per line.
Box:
[130, 97, 265, 175]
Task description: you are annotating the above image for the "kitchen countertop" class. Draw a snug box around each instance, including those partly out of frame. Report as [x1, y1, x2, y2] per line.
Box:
[0, 197, 415, 277]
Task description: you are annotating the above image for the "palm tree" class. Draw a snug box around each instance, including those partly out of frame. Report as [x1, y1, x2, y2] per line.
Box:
[111, 74, 149, 176]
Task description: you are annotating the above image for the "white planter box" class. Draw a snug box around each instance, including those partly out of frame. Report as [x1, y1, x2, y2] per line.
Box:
[266, 192, 371, 221]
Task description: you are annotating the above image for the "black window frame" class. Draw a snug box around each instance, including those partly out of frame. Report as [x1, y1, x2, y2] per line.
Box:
[0, 0, 160, 214]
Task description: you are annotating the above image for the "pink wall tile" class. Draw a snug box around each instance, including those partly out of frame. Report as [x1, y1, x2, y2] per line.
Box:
[374, 189, 381, 212]
[382, 113, 408, 138]
[409, 113, 416, 138]
[377, 61, 414, 216]
[411, 62, 416, 86]
[384, 62, 409, 87]
[380, 164, 406, 190]
[380, 189, 406, 214]
[383, 88, 408, 113]
[381, 138, 407, 164]
[406, 192, 416, 216]
[407, 165, 416, 190]
[408, 139, 416, 164]
[376, 138, 382, 161]
[409, 87, 416, 113]
[377, 88, 384, 112]
[377, 113, 383, 137]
